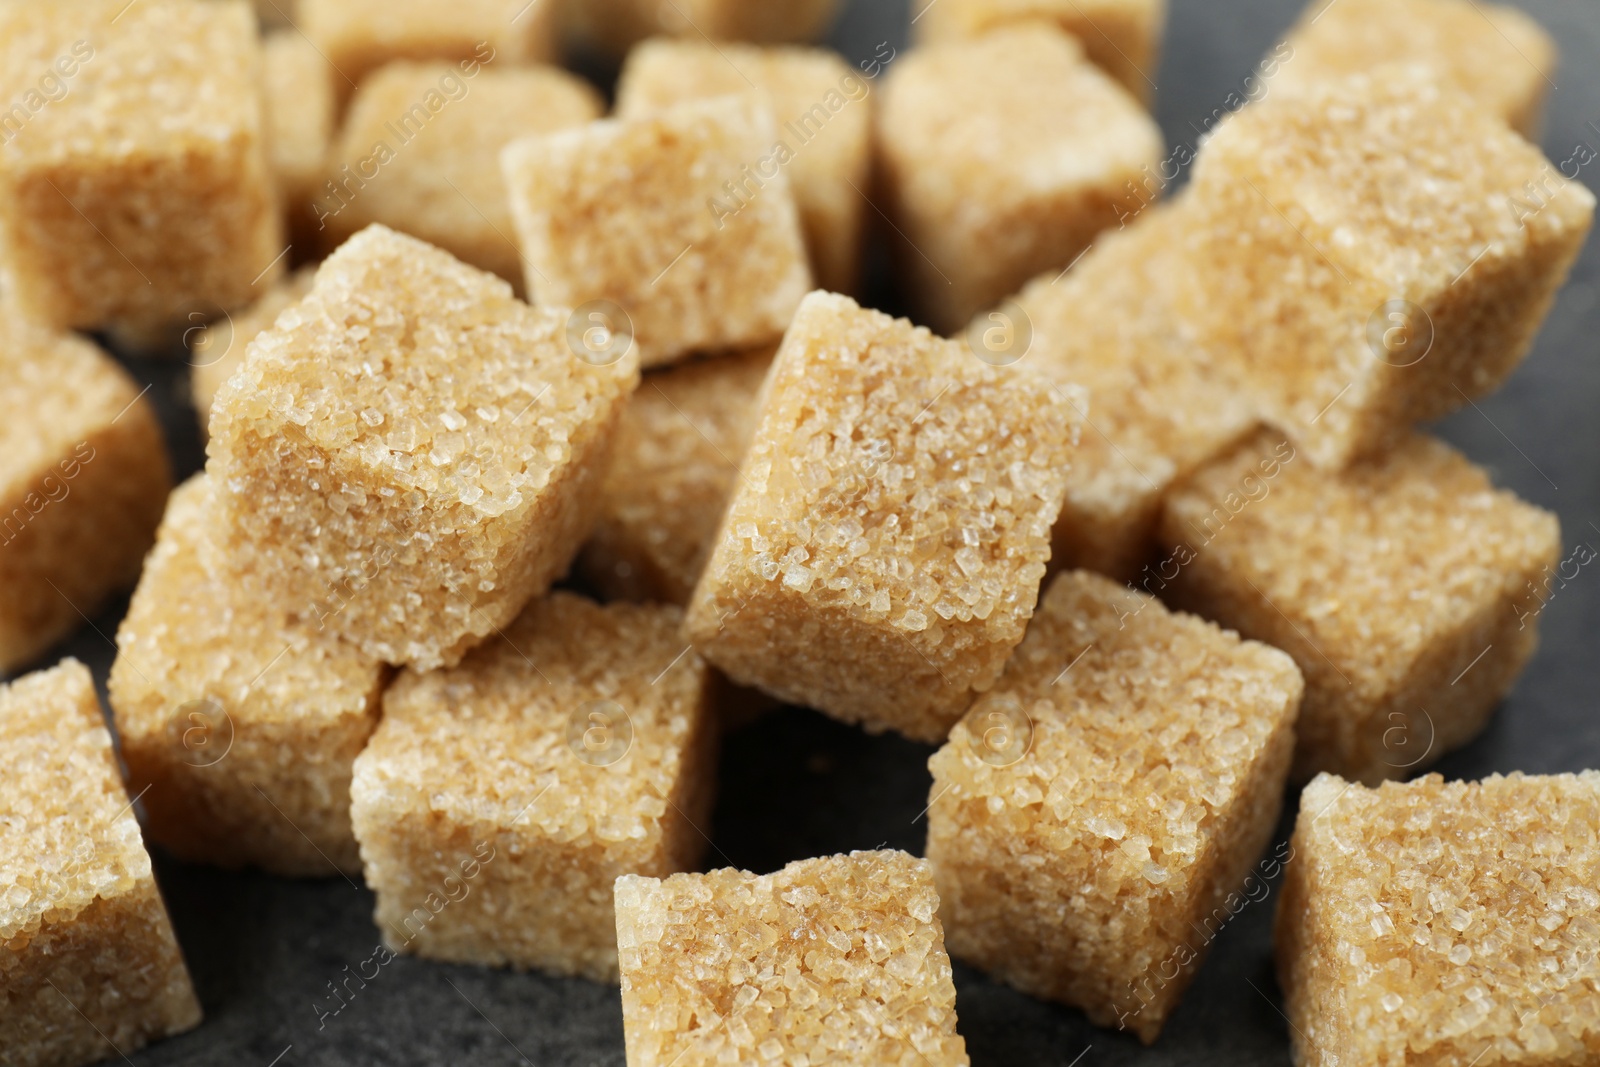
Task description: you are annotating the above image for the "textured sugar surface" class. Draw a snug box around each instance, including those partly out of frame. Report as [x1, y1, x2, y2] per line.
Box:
[192, 267, 317, 431]
[207, 225, 638, 669]
[502, 94, 813, 368]
[926, 570, 1301, 1041]
[1010, 207, 1258, 580]
[326, 63, 601, 286]
[615, 851, 969, 1067]
[581, 347, 775, 605]
[352, 593, 714, 980]
[263, 29, 335, 213]
[876, 23, 1162, 333]
[109, 475, 383, 876]
[616, 39, 871, 295]
[1161, 431, 1561, 785]
[563, 0, 842, 57]
[685, 291, 1077, 742]
[1278, 772, 1600, 1067]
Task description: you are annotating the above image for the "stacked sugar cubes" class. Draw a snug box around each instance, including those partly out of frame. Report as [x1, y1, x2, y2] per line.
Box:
[0, 0, 1597, 1065]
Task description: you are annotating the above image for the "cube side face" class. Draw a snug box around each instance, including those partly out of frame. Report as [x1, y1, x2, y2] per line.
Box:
[686, 293, 1074, 742]
[925, 571, 1301, 1040]
[263, 31, 336, 205]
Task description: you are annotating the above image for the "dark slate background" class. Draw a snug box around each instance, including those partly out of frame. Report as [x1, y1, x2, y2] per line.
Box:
[13, 0, 1599, 1063]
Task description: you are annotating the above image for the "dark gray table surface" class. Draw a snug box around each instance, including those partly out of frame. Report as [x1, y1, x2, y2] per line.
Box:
[15, 0, 1600, 1063]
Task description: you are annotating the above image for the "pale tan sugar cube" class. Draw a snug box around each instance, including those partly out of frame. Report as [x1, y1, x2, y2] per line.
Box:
[562, 0, 842, 57]
[323, 62, 601, 288]
[191, 266, 317, 433]
[926, 570, 1301, 1042]
[685, 291, 1077, 743]
[616, 39, 871, 294]
[263, 30, 337, 253]
[580, 346, 775, 605]
[207, 225, 638, 670]
[1274, 0, 1555, 139]
[1278, 772, 1600, 1067]
[0, 320, 170, 673]
[0, 1, 282, 338]
[502, 94, 813, 368]
[913, 0, 1166, 101]
[1160, 431, 1560, 785]
[351, 593, 716, 981]
[109, 475, 385, 878]
[876, 23, 1163, 334]
[615, 851, 969, 1067]
[1167, 73, 1594, 468]
[0, 660, 201, 1067]
[1007, 207, 1258, 580]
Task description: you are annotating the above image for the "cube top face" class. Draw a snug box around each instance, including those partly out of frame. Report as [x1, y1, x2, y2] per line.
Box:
[1163, 432, 1560, 696]
[615, 851, 969, 1067]
[364, 593, 707, 844]
[300, 0, 552, 71]
[501, 94, 813, 367]
[0, 660, 148, 942]
[209, 225, 637, 515]
[1286, 771, 1600, 1066]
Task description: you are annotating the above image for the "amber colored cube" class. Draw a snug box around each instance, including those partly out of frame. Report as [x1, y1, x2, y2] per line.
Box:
[206, 225, 638, 670]
[685, 291, 1077, 743]
[503, 94, 813, 368]
[562, 0, 842, 57]
[350, 593, 717, 981]
[1166, 73, 1594, 468]
[615, 851, 969, 1066]
[1277, 771, 1600, 1067]
[616, 39, 872, 295]
[1160, 431, 1561, 785]
[109, 475, 385, 877]
[322, 62, 601, 288]
[876, 23, 1163, 335]
[262, 29, 337, 256]
[0, 320, 170, 673]
[0, 660, 202, 1067]
[190, 266, 317, 435]
[926, 570, 1302, 1042]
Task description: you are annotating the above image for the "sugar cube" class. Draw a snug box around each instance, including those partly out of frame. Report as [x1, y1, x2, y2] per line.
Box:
[262, 29, 337, 255]
[580, 346, 775, 605]
[0, 1, 282, 338]
[0, 319, 171, 673]
[615, 850, 970, 1066]
[876, 23, 1163, 335]
[206, 225, 638, 670]
[109, 475, 385, 877]
[562, 0, 842, 58]
[322, 62, 601, 289]
[350, 593, 717, 981]
[616, 39, 872, 295]
[1160, 430, 1561, 785]
[1278, 771, 1600, 1067]
[190, 266, 317, 436]
[1166, 73, 1594, 468]
[926, 570, 1302, 1042]
[685, 291, 1077, 743]
[503, 94, 813, 368]
[0, 660, 202, 1067]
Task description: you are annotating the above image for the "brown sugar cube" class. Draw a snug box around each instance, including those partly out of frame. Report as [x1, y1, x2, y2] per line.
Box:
[1273, 0, 1556, 139]
[685, 291, 1077, 743]
[0, 660, 202, 1067]
[616, 39, 871, 295]
[562, 0, 842, 58]
[322, 62, 601, 288]
[109, 475, 385, 877]
[190, 266, 317, 435]
[925, 570, 1302, 1042]
[580, 346, 775, 605]
[615, 850, 969, 1066]
[1004, 206, 1258, 580]
[1277, 771, 1600, 1067]
[1160, 431, 1561, 786]
[913, 0, 1166, 102]
[350, 592, 717, 981]
[1167, 73, 1594, 469]
[876, 23, 1162, 335]
[0, 320, 171, 674]
[207, 225, 638, 670]
[0, 1, 282, 337]
[299, 0, 555, 106]
[263, 29, 337, 255]
[502, 94, 813, 369]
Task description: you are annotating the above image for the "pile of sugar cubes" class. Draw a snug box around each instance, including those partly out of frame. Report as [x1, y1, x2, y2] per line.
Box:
[2, 0, 1598, 1065]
